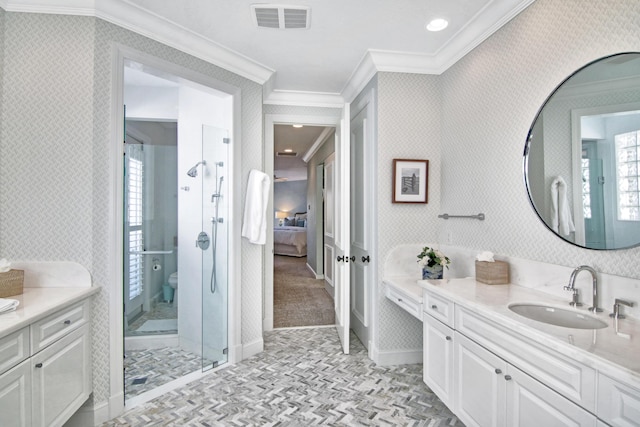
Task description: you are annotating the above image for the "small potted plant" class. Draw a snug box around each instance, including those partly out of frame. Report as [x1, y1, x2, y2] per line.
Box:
[417, 246, 450, 280]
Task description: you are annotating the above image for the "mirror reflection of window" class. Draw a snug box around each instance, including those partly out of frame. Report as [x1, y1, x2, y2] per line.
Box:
[615, 130, 640, 221]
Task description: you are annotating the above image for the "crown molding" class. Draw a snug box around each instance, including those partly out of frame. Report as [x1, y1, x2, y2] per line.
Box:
[2, 0, 274, 85]
[302, 127, 335, 163]
[341, 0, 535, 103]
[264, 89, 344, 108]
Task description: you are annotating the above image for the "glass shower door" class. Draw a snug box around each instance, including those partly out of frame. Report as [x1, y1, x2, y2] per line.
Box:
[201, 125, 229, 370]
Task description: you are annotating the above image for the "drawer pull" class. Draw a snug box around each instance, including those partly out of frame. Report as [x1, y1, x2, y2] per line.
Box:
[504, 375, 512, 381]
[397, 298, 403, 302]
[64, 320, 72, 325]
[431, 304, 438, 310]
[35, 363, 43, 368]
[495, 368, 502, 374]
[445, 336, 452, 341]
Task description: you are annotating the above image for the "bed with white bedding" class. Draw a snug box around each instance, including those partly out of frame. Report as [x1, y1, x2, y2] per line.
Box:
[273, 212, 307, 257]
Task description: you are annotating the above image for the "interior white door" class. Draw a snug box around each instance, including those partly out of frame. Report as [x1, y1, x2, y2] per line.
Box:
[349, 102, 372, 349]
[334, 111, 351, 354]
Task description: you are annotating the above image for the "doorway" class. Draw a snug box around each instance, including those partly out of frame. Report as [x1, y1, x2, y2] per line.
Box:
[271, 123, 335, 328]
[120, 58, 233, 403]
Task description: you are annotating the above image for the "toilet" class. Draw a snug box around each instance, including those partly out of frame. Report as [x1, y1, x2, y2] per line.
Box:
[168, 271, 178, 289]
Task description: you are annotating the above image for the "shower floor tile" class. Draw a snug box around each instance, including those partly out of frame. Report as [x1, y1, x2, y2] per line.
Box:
[125, 346, 205, 398]
[127, 302, 177, 336]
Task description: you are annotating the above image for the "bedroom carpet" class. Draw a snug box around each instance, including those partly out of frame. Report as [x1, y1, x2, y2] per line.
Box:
[274, 255, 335, 328]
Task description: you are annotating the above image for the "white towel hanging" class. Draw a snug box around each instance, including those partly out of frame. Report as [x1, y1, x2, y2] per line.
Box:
[550, 176, 575, 236]
[241, 169, 271, 245]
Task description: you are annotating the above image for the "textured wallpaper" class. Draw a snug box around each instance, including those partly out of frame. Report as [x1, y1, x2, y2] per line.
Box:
[0, 11, 263, 410]
[439, 0, 640, 280]
[375, 73, 442, 351]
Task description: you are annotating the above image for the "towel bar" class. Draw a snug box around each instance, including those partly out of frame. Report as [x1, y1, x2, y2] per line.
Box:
[438, 213, 485, 220]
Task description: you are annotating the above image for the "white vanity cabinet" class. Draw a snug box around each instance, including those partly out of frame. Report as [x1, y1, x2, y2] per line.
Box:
[597, 373, 640, 426]
[0, 296, 93, 427]
[422, 286, 598, 427]
[423, 313, 455, 407]
[454, 331, 595, 427]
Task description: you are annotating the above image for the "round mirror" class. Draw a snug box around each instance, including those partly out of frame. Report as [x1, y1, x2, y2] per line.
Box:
[524, 52, 640, 250]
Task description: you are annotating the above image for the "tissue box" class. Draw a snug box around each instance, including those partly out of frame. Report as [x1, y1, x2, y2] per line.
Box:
[475, 261, 509, 285]
[0, 269, 24, 297]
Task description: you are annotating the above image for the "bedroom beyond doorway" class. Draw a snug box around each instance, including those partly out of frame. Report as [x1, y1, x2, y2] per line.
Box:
[273, 255, 335, 328]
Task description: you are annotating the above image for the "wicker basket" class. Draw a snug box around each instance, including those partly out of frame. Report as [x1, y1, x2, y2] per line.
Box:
[475, 261, 509, 285]
[0, 269, 24, 298]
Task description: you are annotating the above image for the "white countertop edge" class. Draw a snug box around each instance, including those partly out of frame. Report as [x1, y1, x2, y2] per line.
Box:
[383, 276, 424, 301]
[11, 261, 92, 288]
[417, 277, 640, 386]
[0, 286, 100, 336]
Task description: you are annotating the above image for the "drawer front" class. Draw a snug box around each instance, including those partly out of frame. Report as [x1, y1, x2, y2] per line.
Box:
[423, 290, 454, 328]
[386, 287, 422, 321]
[597, 373, 640, 427]
[0, 327, 29, 375]
[31, 299, 90, 354]
[456, 305, 596, 412]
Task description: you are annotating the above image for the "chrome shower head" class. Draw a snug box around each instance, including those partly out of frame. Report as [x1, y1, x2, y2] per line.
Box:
[187, 160, 206, 177]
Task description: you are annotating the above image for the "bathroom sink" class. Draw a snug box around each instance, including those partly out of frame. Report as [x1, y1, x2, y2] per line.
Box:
[508, 303, 608, 329]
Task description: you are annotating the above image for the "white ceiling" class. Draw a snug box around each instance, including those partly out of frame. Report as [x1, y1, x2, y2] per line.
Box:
[2, 0, 536, 104]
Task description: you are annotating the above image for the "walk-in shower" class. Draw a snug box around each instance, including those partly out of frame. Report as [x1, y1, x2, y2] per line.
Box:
[122, 58, 232, 402]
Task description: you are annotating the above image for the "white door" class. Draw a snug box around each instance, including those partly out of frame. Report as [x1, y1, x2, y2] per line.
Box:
[349, 99, 373, 349]
[423, 314, 455, 408]
[333, 112, 351, 353]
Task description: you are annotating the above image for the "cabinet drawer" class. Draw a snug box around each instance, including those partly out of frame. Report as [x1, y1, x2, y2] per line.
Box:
[0, 327, 29, 375]
[423, 290, 454, 328]
[597, 373, 640, 427]
[31, 299, 90, 354]
[386, 286, 422, 321]
[456, 305, 596, 412]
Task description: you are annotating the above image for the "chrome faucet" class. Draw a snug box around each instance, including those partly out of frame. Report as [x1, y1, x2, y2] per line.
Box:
[564, 265, 602, 313]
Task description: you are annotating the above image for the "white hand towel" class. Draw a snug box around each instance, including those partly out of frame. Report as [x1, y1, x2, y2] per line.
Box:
[550, 176, 575, 236]
[241, 169, 271, 245]
[0, 298, 19, 314]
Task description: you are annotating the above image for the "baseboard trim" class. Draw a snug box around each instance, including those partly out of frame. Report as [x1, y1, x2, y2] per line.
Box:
[63, 399, 111, 426]
[306, 262, 324, 279]
[372, 343, 422, 366]
[242, 337, 263, 360]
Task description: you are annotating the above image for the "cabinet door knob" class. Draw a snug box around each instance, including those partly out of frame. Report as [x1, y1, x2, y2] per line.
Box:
[431, 305, 438, 310]
[504, 375, 512, 381]
[64, 320, 72, 325]
[495, 368, 502, 374]
[35, 363, 43, 368]
[445, 336, 452, 341]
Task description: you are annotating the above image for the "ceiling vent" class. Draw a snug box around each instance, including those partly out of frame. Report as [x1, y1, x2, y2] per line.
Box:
[276, 151, 298, 157]
[252, 5, 310, 29]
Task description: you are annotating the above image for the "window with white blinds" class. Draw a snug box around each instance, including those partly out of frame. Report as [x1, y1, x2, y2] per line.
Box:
[615, 130, 640, 221]
[128, 145, 144, 300]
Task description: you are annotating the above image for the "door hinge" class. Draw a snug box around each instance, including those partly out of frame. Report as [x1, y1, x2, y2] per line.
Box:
[223, 138, 230, 144]
[222, 348, 228, 355]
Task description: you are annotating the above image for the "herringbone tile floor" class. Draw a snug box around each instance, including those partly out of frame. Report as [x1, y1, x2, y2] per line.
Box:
[104, 327, 463, 426]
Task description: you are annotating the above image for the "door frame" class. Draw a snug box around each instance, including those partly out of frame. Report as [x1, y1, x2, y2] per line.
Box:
[263, 114, 341, 332]
[109, 45, 242, 416]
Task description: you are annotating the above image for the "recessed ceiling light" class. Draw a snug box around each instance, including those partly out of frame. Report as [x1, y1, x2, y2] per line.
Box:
[284, 148, 293, 153]
[426, 18, 448, 32]
[292, 124, 303, 128]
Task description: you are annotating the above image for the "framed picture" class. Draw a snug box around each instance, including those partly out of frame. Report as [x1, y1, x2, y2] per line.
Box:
[392, 159, 429, 203]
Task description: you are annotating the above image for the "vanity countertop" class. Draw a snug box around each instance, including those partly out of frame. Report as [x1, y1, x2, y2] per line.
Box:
[0, 286, 100, 337]
[417, 277, 640, 384]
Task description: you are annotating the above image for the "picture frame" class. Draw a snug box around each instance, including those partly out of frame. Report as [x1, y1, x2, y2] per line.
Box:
[392, 159, 429, 203]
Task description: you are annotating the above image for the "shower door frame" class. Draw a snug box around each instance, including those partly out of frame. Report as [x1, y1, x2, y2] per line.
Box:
[109, 45, 243, 413]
